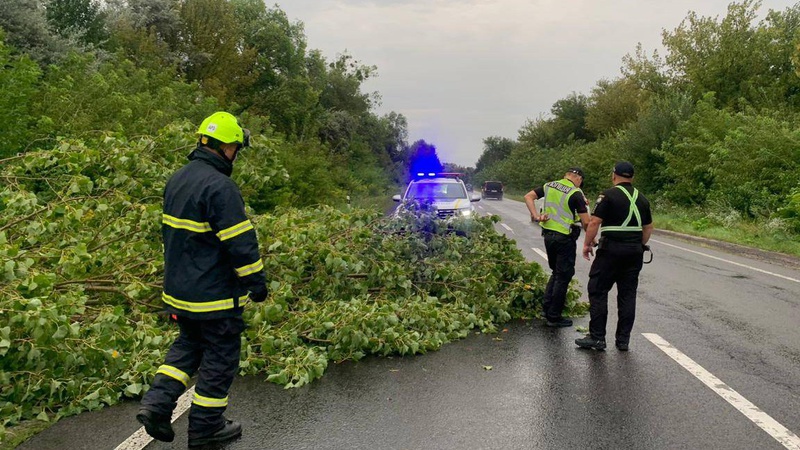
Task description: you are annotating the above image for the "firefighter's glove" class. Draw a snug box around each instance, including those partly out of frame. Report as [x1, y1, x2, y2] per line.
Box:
[249, 286, 269, 303]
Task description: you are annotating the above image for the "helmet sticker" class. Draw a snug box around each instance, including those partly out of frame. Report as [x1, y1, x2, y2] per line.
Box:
[206, 123, 218, 133]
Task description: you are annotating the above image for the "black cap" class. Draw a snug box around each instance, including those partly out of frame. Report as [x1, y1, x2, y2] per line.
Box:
[567, 167, 584, 178]
[613, 161, 634, 178]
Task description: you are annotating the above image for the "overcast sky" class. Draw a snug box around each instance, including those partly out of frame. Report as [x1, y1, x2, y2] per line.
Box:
[278, 0, 797, 167]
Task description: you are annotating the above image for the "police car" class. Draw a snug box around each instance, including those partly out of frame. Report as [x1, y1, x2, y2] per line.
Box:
[392, 172, 481, 220]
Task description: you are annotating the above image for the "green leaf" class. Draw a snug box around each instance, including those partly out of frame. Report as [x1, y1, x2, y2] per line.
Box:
[52, 326, 68, 340]
[124, 383, 143, 396]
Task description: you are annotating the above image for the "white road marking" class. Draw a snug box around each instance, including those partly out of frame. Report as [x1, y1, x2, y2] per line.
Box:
[532, 248, 548, 262]
[643, 333, 800, 450]
[115, 386, 196, 450]
[500, 223, 514, 233]
[650, 239, 800, 284]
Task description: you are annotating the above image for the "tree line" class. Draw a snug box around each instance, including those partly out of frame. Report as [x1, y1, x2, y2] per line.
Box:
[0, 0, 419, 210]
[473, 0, 800, 234]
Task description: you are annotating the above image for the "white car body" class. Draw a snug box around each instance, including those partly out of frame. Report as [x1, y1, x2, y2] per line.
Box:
[393, 176, 481, 219]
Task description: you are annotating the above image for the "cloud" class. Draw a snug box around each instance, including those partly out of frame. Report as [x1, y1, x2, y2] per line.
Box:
[279, 0, 795, 166]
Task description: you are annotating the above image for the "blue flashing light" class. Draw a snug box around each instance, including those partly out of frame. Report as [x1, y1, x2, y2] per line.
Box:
[411, 172, 465, 180]
[409, 153, 444, 180]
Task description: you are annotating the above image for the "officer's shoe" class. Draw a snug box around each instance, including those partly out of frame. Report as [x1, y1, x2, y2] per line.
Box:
[616, 342, 629, 351]
[136, 408, 175, 442]
[575, 334, 606, 350]
[188, 418, 242, 448]
[545, 318, 573, 328]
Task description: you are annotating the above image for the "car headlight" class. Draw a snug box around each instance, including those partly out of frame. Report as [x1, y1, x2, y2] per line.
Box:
[460, 208, 473, 216]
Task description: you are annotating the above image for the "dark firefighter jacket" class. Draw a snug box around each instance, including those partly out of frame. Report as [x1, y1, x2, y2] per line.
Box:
[161, 146, 266, 319]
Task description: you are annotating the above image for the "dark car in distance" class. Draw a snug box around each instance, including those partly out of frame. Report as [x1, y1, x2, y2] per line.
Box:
[482, 181, 504, 200]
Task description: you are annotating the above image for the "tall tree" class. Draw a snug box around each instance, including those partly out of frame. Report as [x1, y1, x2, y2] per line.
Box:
[585, 78, 649, 137]
[0, 32, 41, 157]
[232, 1, 320, 138]
[475, 136, 515, 172]
[0, 0, 74, 64]
[45, 0, 107, 45]
[319, 52, 377, 116]
[662, 0, 800, 109]
[178, 0, 242, 103]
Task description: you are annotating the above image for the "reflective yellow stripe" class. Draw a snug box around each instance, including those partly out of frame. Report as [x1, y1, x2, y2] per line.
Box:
[216, 220, 253, 241]
[162, 214, 212, 233]
[162, 292, 238, 313]
[157, 365, 190, 387]
[601, 186, 642, 232]
[235, 259, 264, 277]
[192, 392, 228, 408]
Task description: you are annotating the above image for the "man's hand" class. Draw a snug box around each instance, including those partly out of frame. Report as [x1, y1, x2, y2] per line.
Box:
[531, 213, 549, 223]
[248, 286, 269, 303]
[582, 244, 594, 261]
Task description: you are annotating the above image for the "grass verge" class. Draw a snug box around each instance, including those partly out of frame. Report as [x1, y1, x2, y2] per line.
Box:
[653, 209, 800, 258]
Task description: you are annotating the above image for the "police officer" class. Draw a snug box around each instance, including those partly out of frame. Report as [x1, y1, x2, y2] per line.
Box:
[524, 168, 590, 327]
[575, 161, 653, 351]
[136, 112, 269, 447]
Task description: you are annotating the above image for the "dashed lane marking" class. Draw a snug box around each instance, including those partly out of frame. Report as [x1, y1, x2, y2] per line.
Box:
[114, 386, 196, 450]
[532, 248, 548, 262]
[643, 333, 800, 450]
[650, 239, 799, 284]
[500, 223, 514, 234]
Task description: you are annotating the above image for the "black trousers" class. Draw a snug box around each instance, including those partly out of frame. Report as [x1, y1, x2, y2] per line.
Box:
[542, 230, 577, 322]
[141, 316, 245, 438]
[587, 241, 644, 344]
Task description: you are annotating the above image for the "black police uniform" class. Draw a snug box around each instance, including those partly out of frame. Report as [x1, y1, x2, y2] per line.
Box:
[141, 146, 267, 440]
[587, 182, 651, 347]
[532, 184, 588, 322]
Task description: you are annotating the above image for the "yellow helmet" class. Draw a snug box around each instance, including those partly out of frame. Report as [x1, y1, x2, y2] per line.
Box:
[197, 112, 250, 147]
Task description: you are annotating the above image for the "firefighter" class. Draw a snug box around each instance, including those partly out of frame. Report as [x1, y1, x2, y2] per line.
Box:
[136, 112, 269, 447]
[576, 161, 653, 351]
[524, 167, 590, 327]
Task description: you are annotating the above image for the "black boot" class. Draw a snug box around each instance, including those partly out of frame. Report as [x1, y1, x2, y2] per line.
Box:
[545, 318, 573, 328]
[188, 419, 242, 448]
[136, 409, 175, 442]
[575, 334, 606, 350]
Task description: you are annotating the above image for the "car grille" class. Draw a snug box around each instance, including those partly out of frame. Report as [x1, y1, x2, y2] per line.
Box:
[436, 209, 457, 219]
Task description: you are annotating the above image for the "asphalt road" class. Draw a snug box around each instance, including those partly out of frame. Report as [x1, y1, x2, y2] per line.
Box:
[21, 198, 800, 450]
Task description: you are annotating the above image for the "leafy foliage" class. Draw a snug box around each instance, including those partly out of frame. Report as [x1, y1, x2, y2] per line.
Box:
[0, 34, 40, 158]
[0, 132, 581, 442]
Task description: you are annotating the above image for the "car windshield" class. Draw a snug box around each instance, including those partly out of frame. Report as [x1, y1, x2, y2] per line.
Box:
[484, 182, 502, 189]
[407, 182, 466, 200]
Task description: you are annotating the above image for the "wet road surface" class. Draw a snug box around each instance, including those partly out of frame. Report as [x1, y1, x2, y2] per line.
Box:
[21, 198, 800, 450]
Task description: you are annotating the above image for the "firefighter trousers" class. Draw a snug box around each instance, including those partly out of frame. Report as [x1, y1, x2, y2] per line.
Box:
[140, 316, 245, 439]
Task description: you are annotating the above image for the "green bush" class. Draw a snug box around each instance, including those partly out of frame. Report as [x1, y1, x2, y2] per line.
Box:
[0, 131, 581, 442]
